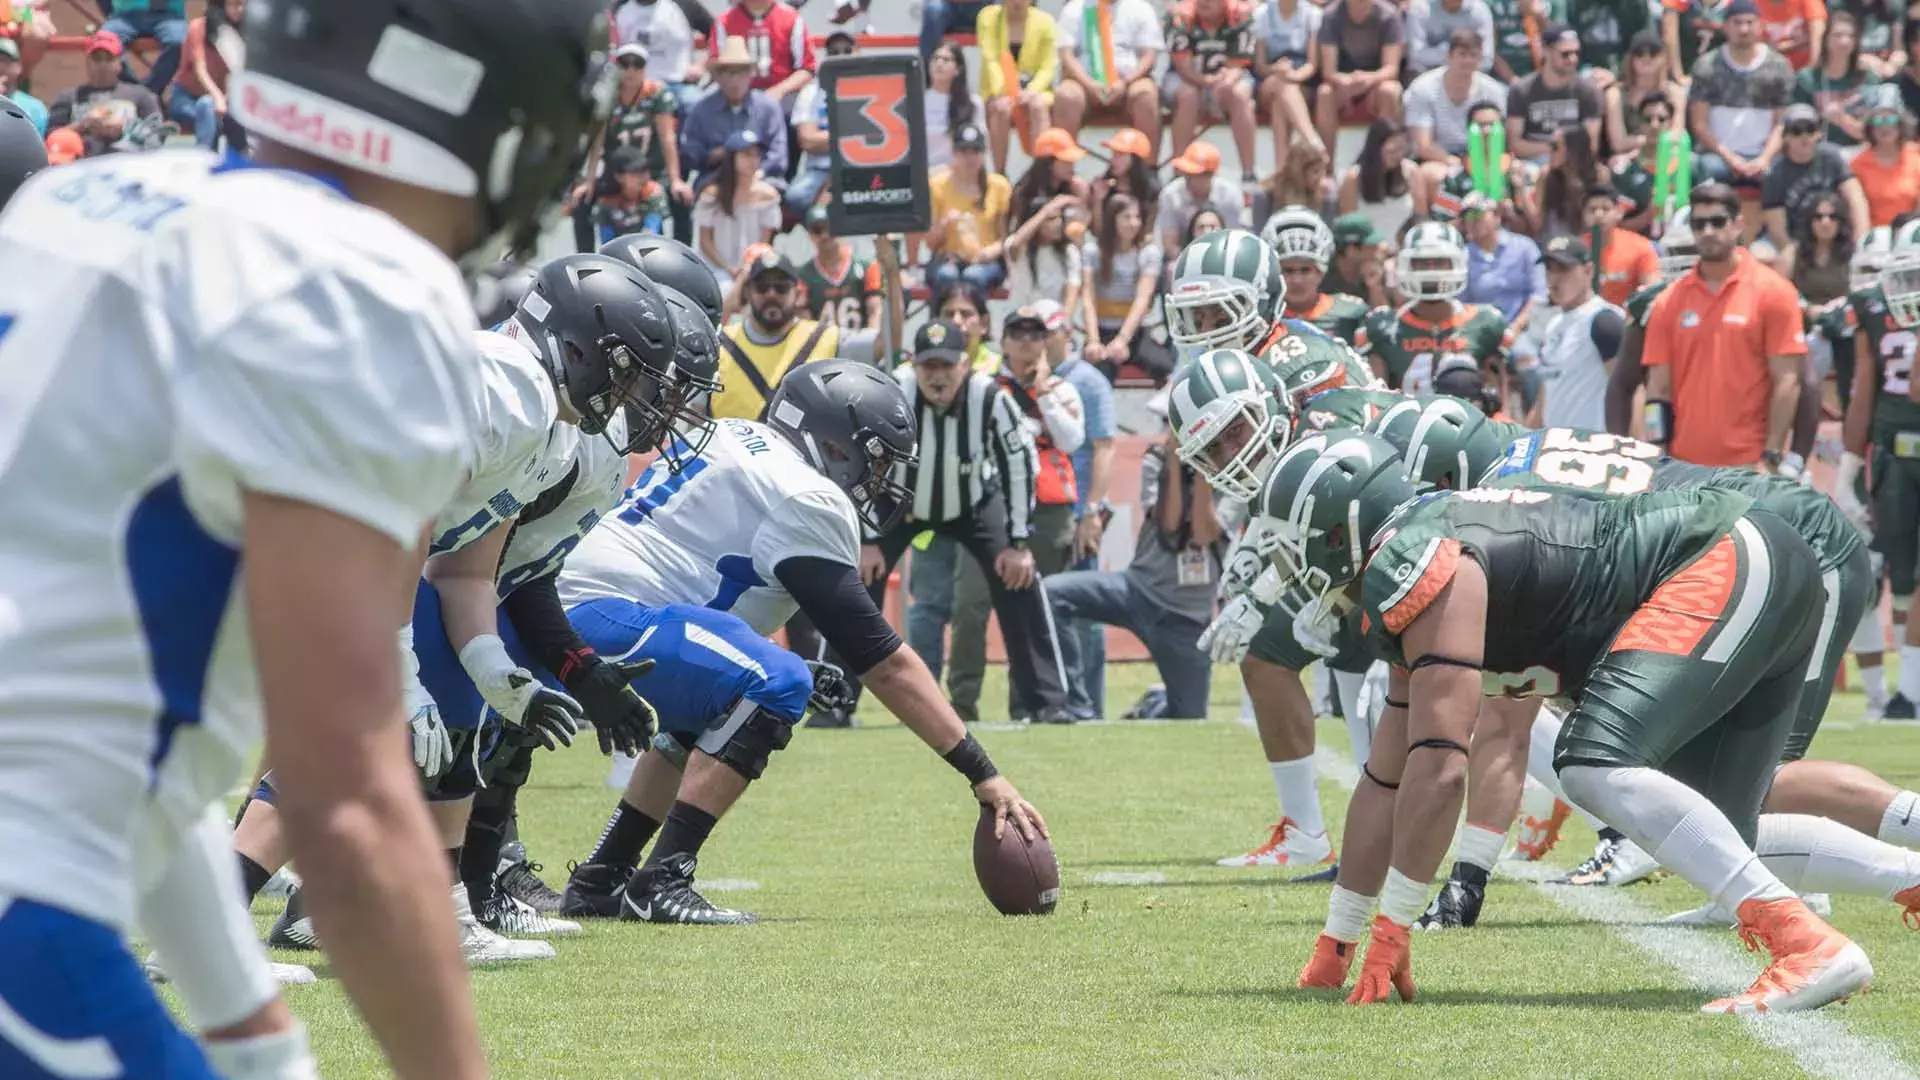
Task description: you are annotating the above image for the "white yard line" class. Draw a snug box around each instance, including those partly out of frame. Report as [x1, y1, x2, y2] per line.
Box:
[1300, 734, 1918, 1080]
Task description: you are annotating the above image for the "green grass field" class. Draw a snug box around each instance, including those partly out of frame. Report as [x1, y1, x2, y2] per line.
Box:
[233, 665, 1920, 1079]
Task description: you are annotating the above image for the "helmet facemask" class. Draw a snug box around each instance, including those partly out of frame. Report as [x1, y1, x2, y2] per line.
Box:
[1175, 391, 1287, 503]
[628, 357, 721, 472]
[1271, 495, 1364, 620]
[1397, 249, 1468, 300]
[1166, 275, 1268, 352]
[828, 430, 918, 533]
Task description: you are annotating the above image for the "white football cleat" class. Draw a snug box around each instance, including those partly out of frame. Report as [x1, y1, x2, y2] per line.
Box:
[478, 892, 581, 937]
[146, 952, 316, 987]
[1604, 840, 1662, 885]
[1216, 819, 1335, 870]
[453, 884, 555, 964]
[261, 866, 300, 900]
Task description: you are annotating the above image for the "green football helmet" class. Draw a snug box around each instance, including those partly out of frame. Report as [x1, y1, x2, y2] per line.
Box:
[1167, 347, 1295, 502]
[1262, 205, 1334, 270]
[1364, 395, 1511, 491]
[1856, 225, 1894, 293]
[1883, 218, 1920, 327]
[1264, 323, 1379, 409]
[1257, 428, 1417, 612]
[1166, 228, 1284, 353]
[1395, 221, 1469, 300]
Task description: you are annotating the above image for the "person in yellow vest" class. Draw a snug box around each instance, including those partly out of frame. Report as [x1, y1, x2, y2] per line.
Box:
[714, 249, 841, 420]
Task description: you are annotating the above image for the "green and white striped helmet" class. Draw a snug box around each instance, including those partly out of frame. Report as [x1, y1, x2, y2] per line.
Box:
[1884, 218, 1920, 327]
[1166, 348, 1295, 502]
[1257, 428, 1416, 610]
[1395, 221, 1468, 300]
[1364, 395, 1509, 491]
[1166, 228, 1283, 353]
[1262, 205, 1334, 270]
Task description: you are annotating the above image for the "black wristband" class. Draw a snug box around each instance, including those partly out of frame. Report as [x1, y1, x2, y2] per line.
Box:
[943, 734, 1000, 786]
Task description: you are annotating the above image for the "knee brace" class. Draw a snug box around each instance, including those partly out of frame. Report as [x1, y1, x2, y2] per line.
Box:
[700, 700, 797, 781]
[423, 727, 484, 802]
[650, 729, 695, 770]
[479, 727, 540, 791]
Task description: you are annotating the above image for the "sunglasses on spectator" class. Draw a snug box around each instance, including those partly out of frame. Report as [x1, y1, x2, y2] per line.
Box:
[750, 278, 795, 293]
[617, 58, 645, 70]
[1631, 45, 1663, 56]
[1812, 210, 1841, 220]
[1554, 47, 1579, 58]
[1786, 122, 1822, 135]
[1691, 213, 1734, 231]
[1870, 114, 1904, 127]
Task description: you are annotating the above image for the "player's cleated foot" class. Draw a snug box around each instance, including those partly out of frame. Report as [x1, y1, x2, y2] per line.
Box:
[1297, 933, 1360, 989]
[266, 888, 319, 951]
[454, 885, 555, 964]
[1414, 866, 1486, 930]
[1668, 892, 1831, 927]
[1512, 799, 1572, 861]
[1702, 898, 1871, 1014]
[1553, 836, 1658, 886]
[559, 860, 636, 919]
[147, 952, 316, 987]
[1215, 818, 1335, 870]
[1884, 693, 1918, 722]
[1895, 884, 1920, 929]
[497, 858, 565, 914]
[260, 866, 300, 900]
[620, 853, 757, 925]
[477, 891, 582, 937]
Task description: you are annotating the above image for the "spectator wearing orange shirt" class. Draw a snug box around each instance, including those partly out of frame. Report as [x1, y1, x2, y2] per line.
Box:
[1583, 183, 1660, 306]
[1850, 97, 1920, 226]
[1752, 0, 1825, 71]
[1642, 182, 1810, 470]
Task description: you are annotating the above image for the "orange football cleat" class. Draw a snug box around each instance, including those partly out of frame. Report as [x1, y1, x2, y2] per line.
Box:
[1297, 933, 1360, 989]
[1216, 818, 1335, 869]
[1513, 799, 1572, 861]
[1702, 898, 1872, 1015]
[1896, 884, 1920, 930]
[1346, 916, 1416, 1005]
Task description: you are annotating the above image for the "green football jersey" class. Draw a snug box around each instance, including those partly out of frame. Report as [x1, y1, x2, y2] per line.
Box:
[1355, 302, 1513, 393]
[797, 254, 877, 332]
[1286, 292, 1371, 348]
[1624, 280, 1669, 329]
[1612, 158, 1658, 222]
[1294, 386, 1408, 434]
[1842, 283, 1920, 447]
[1486, 427, 1864, 571]
[1356, 485, 1752, 698]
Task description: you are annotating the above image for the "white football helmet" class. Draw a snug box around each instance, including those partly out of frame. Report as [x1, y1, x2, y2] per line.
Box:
[1882, 219, 1920, 327]
[1394, 221, 1468, 300]
[1659, 208, 1698, 282]
[1262, 205, 1335, 270]
[1857, 225, 1896, 293]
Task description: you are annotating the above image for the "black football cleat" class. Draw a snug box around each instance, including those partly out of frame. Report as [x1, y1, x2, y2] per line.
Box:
[1885, 693, 1918, 722]
[498, 858, 566, 914]
[619, 853, 756, 925]
[559, 860, 636, 919]
[266, 887, 320, 951]
[1414, 864, 1487, 930]
[806, 706, 854, 729]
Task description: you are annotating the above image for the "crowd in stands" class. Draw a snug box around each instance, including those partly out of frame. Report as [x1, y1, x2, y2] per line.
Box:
[8, 0, 1908, 717]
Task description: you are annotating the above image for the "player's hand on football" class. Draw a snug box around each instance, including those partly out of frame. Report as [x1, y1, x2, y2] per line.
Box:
[860, 543, 888, 585]
[1199, 595, 1264, 664]
[1347, 917, 1416, 1005]
[565, 656, 657, 757]
[408, 703, 454, 780]
[996, 546, 1037, 589]
[975, 775, 1049, 843]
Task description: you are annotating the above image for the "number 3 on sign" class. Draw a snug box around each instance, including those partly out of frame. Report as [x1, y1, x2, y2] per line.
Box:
[837, 74, 911, 168]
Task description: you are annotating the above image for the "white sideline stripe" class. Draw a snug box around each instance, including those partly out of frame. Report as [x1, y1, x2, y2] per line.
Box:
[1307, 742, 1918, 1080]
[701, 879, 761, 893]
[1087, 871, 1167, 886]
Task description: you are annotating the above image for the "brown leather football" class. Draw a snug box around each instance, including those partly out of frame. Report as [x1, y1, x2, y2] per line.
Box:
[973, 803, 1060, 915]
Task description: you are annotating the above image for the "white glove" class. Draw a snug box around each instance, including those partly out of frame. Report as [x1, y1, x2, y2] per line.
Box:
[458, 634, 584, 750]
[1291, 599, 1343, 658]
[1218, 518, 1285, 601]
[1834, 451, 1872, 535]
[1199, 594, 1266, 664]
[409, 702, 453, 779]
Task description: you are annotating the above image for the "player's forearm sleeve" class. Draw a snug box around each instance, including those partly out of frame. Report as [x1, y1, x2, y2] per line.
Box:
[135, 804, 279, 1033]
[500, 572, 589, 677]
[775, 556, 903, 675]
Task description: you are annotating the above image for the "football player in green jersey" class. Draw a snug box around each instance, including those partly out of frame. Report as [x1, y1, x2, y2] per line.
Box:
[1270, 430, 1878, 1014]
[1166, 228, 1289, 357]
[1263, 205, 1371, 344]
[1167, 348, 1344, 871]
[1846, 219, 1920, 719]
[1263, 318, 1382, 409]
[1605, 208, 1697, 435]
[1355, 222, 1513, 395]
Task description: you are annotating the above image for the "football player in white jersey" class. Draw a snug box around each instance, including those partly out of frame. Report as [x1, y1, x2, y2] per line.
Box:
[553, 359, 1050, 924]
[0, 2, 610, 1078]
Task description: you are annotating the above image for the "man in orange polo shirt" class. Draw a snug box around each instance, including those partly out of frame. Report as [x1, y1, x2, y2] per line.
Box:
[1642, 182, 1809, 470]
[1584, 182, 1660, 309]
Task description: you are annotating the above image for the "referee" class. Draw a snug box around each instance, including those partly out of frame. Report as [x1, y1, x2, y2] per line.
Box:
[860, 319, 1074, 724]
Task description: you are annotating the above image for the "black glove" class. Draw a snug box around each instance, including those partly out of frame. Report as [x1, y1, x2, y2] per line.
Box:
[563, 651, 658, 757]
[510, 672, 586, 751]
[805, 659, 856, 714]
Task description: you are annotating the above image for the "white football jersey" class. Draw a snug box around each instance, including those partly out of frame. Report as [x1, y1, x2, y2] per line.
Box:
[0, 150, 479, 932]
[497, 417, 631, 598]
[559, 418, 860, 635]
[426, 330, 564, 557]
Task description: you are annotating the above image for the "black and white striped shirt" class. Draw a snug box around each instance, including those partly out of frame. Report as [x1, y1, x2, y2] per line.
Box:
[891, 367, 1038, 539]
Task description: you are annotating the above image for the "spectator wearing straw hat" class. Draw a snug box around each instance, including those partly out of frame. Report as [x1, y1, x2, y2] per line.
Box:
[1155, 142, 1249, 252]
[709, 0, 816, 110]
[681, 37, 787, 194]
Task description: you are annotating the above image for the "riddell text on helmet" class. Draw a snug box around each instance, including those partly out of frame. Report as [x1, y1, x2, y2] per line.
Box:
[241, 84, 395, 167]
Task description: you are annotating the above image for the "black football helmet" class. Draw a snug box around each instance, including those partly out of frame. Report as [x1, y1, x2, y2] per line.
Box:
[643, 285, 723, 471]
[0, 103, 45, 209]
[233, 0, 612, 265]
[509, 253, 676, 454]
[764, 360, 918, 532]
[472, 259, 541, 328]
[599, 234, 723, 327]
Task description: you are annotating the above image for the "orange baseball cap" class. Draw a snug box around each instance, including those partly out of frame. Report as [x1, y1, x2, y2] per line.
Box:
[45, 127, 83, 165]
[1101, 128, 1154, 160]
[1032, 127, 1086, 162]
[84, 30, 123, 57]
[1171, 141, 1222, 175]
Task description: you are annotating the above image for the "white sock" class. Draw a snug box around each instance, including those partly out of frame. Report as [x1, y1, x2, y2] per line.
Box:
[1272, 757, 1325, 836]
[1520, 776, 1557, 821]
[1899, 644, 1920, 702]
[1861, 663, 1887, 707]
[1560, 764, 1793, 913]
[1529, 710, 1608, 831]
[1324, 885, 1375, 942]
[1759, 813, 1920, 901]
[1378, 868, 1431, 927]
[1880, 790, 1920, 847]
[1455, 823, 1506, 873]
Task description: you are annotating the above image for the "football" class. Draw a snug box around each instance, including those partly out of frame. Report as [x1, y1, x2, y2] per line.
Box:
[972, 804, 1060, 915]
